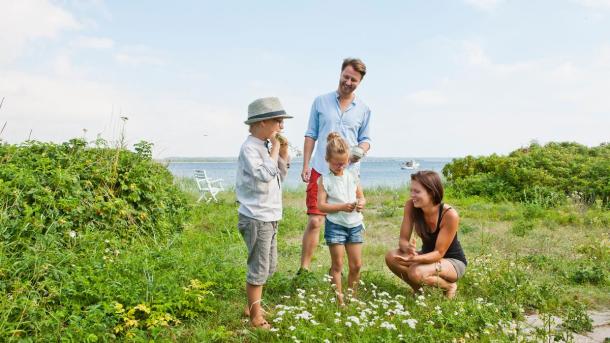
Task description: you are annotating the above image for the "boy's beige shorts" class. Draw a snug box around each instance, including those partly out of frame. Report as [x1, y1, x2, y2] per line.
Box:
[238, 213, 278, 285]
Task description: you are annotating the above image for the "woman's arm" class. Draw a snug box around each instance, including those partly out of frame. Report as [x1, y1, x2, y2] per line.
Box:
[409, 209, 459, 264]
[397, 199, 416, 254]
[317, 176, 355, 213]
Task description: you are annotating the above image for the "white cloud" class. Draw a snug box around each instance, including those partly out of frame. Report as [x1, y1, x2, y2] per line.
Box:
[0, 0, 80, 65]
[462, 41, 535, 75]
[72, 36, 114, 50]
[572, 0, 610, 9]
[114, 46, 165, 67]
[389, 42, 610, 156]
[404, 90, 448, 106]
[463, 0, 504, 11]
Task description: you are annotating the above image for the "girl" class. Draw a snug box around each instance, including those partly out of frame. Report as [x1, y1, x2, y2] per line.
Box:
[384, 171, 467, 298]
[317, 132, 366, 305]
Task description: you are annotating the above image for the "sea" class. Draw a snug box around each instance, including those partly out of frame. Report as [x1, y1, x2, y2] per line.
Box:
[166, 157, 454, 189]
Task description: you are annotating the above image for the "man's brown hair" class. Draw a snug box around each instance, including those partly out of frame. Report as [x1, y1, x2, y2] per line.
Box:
[341, 58, 366, 79]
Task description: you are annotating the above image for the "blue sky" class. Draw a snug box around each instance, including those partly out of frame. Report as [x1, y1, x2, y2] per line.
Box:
[1, 0, 609, 157]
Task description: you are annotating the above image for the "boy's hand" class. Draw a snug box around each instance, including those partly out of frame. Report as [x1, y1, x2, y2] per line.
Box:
[269, 131, 280, 146]
[356, 198, 366, 212]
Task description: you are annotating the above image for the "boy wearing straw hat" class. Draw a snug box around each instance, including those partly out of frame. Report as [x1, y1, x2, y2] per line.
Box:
[236, 97, 292, 329]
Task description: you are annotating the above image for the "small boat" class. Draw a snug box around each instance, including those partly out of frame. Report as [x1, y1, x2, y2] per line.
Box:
[400, 160, 420, 170]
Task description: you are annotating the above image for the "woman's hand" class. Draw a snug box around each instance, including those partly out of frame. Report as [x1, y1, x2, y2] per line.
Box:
[393, 254, 416, 267]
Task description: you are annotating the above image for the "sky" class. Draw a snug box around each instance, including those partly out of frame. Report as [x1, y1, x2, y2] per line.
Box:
[1, 0, 609, 158]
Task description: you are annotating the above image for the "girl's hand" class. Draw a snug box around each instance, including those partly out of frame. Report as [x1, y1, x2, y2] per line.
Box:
[343, 202, 356, 212]
[356, 198, 366, 212]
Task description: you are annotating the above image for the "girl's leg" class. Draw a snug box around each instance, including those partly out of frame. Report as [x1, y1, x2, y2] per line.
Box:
[329, 244, 345, 305]
[345, 243, 363, 294]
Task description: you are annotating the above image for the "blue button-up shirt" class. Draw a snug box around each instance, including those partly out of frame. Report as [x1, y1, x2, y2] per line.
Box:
[304, 91, 372, 175]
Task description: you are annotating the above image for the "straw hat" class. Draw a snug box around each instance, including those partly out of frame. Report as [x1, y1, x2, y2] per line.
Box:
[245, 97, 293, 125]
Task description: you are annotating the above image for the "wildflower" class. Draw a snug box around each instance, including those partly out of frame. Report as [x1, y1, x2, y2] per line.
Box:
[324, 340, 331, 343]
[276, 310, 286, 317]
[335, 312, 341, 317]
[345, 321, 352, 327]
[403, 318, 418, 329]
[288, 325, 296, 331]
[273, 317, 283, 323]
[270, 328, 279, 332]
[380, 321, 397, 330]
[69, 230, 77, 238]
[347, 316, 361, 325]
[295, 311, 313, 320]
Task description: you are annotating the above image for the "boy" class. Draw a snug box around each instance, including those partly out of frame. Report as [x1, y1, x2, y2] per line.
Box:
[236, 97, 292, 329]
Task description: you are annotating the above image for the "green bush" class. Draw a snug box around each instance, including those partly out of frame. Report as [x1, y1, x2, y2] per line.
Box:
[443, 142, 610, 207]
[0, 138, 189, 247]
[511, 219, 535, 237]
[0, 138, 192, 340]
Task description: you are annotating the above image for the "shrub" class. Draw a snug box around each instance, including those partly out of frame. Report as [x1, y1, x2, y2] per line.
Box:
[0, 138, 190, 247]
[443, 142, 610, 207]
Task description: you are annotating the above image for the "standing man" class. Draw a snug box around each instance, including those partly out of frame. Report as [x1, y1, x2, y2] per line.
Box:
[299, 58, 372, 273]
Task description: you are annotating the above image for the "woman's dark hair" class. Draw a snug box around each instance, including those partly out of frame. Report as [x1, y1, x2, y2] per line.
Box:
[410, 170, 444, 239]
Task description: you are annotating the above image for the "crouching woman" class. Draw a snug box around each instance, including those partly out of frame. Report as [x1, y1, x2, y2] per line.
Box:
[385, 171, 467, 298]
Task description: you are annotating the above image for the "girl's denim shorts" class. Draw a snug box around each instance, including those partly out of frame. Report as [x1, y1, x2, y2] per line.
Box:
[324, 218, 364, 245]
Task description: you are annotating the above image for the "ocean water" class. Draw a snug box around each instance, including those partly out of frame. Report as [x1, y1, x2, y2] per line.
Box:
[166, 157, 453, 189]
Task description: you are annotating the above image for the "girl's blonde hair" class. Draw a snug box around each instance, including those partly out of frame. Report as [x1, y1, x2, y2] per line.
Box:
[325, 132, 350, 160]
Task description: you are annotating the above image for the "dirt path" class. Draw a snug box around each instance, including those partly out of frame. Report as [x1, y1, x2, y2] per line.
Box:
[525, 311, 610, 342]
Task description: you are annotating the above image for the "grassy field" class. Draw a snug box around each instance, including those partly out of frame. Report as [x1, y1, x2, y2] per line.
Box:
[2, 169, 608, 341]
[149, 184, 609, 342]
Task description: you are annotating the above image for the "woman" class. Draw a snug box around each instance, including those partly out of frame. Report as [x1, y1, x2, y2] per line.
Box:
[385, 171, 467, 298]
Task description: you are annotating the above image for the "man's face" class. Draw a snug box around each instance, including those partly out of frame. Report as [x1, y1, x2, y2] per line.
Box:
[338, 65, 362, 96]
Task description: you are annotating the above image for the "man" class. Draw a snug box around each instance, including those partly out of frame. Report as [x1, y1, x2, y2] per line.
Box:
[299, 58, 372, 272]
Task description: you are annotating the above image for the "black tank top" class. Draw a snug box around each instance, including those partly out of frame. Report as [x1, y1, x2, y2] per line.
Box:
[419, 203, 467, 265]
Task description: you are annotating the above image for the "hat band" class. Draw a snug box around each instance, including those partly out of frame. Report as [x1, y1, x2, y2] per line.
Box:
[248, 110, 286, 121]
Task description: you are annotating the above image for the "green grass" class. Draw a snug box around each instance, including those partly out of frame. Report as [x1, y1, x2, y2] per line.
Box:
[120, 188, 608, 341]
[2, 184, 608, 341]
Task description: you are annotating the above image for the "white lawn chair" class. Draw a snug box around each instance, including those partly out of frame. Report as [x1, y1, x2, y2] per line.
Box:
[194, 169, 224, 203]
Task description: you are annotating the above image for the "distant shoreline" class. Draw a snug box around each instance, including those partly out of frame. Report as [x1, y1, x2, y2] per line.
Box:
[160, 157, 456, 163]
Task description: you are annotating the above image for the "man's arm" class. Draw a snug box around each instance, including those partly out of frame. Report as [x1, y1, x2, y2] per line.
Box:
[301, 137, 315, 182]
[302, 100, 319, 182]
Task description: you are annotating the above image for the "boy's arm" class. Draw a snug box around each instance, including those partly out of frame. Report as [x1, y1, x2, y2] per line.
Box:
[243, 145, 279, 183]
[317, 176, 355, 213]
